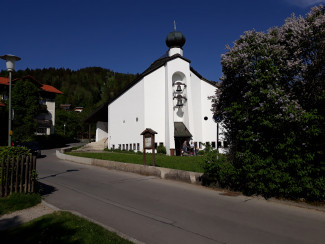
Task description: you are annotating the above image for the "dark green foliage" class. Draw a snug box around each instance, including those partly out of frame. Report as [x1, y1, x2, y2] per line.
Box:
[55, 109, 83, 138]
[157, 144, 167, 154]
[0, 67, 137, 110]
[210, 6, 325, 201]
[200, 150, 238, 188]
[0, 146, 30, 160]
[0, 67, 137, 142]
[0, 193, 41, 215]
[11, 80, 41, 141]
[197, 150, 205, 155]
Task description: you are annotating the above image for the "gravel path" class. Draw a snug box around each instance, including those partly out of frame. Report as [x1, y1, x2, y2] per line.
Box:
[0, 200, 58, 231]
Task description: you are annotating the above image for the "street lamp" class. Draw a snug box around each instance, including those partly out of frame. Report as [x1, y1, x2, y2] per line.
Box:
[0, 54, 21, 147]
[64, 123, 66, 135]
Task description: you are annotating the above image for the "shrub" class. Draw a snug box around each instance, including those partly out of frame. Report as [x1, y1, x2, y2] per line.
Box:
[200, 150, 238, 188]
[197, 150, 205, 155]
[0, 146, 30, 160]
[157, 145, 166, 154]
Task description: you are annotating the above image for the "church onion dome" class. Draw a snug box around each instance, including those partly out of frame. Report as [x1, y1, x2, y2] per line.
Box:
[165, 30, 186, 48]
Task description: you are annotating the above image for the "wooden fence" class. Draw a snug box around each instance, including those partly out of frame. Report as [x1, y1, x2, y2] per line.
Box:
[0, 154, 37, 197]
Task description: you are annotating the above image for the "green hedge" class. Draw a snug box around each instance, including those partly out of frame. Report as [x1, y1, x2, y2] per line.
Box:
[0, 146, 30, 160]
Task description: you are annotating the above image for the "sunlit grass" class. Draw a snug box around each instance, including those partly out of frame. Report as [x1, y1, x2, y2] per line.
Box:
[67, 152, 204, 173]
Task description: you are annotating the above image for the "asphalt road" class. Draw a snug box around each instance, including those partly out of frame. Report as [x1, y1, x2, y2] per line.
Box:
[37, 148, 325, 244]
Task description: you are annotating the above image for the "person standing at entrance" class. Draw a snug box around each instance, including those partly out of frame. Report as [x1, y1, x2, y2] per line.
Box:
[182, 140, 188, 156]
[189, 140, 194, 154]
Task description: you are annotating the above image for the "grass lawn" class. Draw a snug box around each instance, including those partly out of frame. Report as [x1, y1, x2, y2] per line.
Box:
[0, 193, 41, 216]
[0, 211, 133, 244]
[67, 151, 204, 173]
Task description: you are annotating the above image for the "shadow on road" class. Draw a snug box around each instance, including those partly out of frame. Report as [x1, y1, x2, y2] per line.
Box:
[37, 182, 57, 197]
[38, 169, 80, 180]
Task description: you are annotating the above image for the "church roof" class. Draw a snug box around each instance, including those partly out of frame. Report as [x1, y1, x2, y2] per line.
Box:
[84, 54, 217, 123]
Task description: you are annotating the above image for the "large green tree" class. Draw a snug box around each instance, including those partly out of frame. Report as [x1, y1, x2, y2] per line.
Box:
[55, 109, 83, 138]
[209, 6, 325, 201]
[12, 80, 41, 141]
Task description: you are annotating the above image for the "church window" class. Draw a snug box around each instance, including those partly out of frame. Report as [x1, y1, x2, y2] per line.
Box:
[224, 141, 229, 148]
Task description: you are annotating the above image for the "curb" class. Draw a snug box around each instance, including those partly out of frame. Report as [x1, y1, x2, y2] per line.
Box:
[56, 148, 325, 213]
[56, 149, 203, 185]
[41, 200, 144, 244]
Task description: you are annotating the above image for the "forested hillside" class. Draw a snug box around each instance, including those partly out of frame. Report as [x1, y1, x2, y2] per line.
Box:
[0, 67, 137, 142]
[1, 67, 137, 110]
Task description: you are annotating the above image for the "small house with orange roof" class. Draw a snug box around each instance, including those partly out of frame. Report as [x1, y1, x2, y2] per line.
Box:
[0, 75, 63, 135]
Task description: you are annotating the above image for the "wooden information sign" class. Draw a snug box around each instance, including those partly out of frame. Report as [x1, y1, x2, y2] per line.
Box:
[140, 128, 157, 166]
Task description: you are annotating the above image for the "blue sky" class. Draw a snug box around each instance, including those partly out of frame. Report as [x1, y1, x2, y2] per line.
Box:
[1, 0, 324, 82]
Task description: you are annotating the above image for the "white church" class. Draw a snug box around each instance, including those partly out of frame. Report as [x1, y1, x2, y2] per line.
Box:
[85, 28, 226, 155]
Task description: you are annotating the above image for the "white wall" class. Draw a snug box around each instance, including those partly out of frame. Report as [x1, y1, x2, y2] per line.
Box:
[143, 67, 166, 145]
[96, 121, 108, 142]
[189, 72, 203, 142]
[108, 78, 145, 150]
[46, 100, 55, 134]
[201, 80, 218, 144]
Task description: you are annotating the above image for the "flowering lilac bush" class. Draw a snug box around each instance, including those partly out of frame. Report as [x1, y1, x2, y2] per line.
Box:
[209, 6, 325, 201]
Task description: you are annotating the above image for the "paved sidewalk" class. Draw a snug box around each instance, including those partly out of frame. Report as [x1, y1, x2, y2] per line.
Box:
[0, 200, 57, 231]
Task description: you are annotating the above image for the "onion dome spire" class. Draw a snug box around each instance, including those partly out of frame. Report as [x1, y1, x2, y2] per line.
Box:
[165, 21, 186, 48]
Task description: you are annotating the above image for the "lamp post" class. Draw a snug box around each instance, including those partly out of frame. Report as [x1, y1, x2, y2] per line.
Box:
[0, 54, 21, 147]
[64, 123, 66, 135]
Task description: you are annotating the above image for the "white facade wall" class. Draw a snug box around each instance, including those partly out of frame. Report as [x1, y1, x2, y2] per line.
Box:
[108, 79, 145, 150]
[143, 67, 166, 144]
[200, 80, 218, 145]
[96, 121, 108, 142]
[189, 72, 203, 142]
[46, 100, 55, 135]
[165, 58, 192, 153]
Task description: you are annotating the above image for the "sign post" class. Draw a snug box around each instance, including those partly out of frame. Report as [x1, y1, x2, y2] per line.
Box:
[141, 128, 157, 166]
